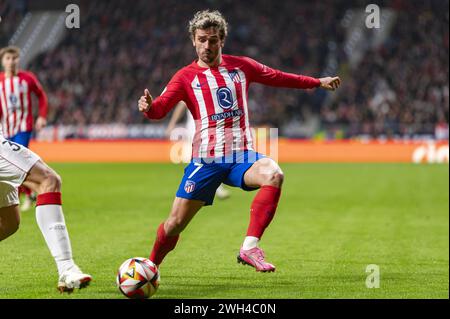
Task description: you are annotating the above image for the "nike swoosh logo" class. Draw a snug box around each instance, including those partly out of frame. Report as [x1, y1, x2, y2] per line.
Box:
[246, 254, 265, 268]
[196, 82, 207, 88]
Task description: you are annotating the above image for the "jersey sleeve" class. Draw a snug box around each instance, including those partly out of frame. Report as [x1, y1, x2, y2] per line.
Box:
[144, 70, 187, 120]
[27, 72, 48, 118]
[242, 56, 321, 89]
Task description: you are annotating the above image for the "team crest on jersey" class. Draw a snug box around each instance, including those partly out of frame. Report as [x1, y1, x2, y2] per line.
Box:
[228, 70, 241, 83]
[184, 180, 196, 193]
[9, 94, 18, 106]
[216, 87, 233, 110]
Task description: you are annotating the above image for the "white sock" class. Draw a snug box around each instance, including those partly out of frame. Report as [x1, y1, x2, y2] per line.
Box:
[36, 205, 75, 276]
[242, 236, 259, 250]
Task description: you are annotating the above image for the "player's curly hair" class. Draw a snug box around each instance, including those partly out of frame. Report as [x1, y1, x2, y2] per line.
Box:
[188, 10, 228, 40]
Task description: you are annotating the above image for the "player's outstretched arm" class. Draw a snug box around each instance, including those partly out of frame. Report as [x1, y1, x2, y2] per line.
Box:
[138, 89, 153, 113]
[243, 57, 341, 91]
[318, 76, 341, 91]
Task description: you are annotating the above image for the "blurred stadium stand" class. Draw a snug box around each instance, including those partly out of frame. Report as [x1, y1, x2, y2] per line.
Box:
[1, 0, 448, 140]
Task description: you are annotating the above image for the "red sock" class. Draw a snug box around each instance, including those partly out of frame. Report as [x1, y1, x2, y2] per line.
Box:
[149, 223, 179, 265]
[36, 192, 62, 206]
[246, 185, 281, 238]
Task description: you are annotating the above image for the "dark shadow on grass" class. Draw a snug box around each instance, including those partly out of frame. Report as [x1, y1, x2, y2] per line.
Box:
[155, 274, 301, 298]
[156, 284, 279, 299]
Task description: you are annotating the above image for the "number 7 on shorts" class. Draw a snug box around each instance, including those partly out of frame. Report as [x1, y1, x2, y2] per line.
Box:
[188, 163, 203, 179]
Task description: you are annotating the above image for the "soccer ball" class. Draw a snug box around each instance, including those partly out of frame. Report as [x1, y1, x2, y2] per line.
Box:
[116, 257, 160, 299]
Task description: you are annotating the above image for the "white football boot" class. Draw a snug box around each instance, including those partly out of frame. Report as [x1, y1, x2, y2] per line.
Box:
[57, 265, 92, 293]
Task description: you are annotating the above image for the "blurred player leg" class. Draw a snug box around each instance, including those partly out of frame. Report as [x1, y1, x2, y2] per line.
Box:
[9, 131, 35, 211]
[22, 160, 92, 292]
[181, 140, 193, 164]
[19, 186, 34, 211]
[150, 197, 204, 266]
[215, 183, 230, 199]
[1, 142, 23, 242]
[237, 157, 284, 272]
[2, 138, 90, 291]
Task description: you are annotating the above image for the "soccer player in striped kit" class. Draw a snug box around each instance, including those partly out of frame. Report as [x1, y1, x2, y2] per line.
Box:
[138, 10, 340, 272]
[0, 46, 48, 210]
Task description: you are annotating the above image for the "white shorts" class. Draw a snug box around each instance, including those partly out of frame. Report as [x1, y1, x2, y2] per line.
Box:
[0, 137, 41, 208]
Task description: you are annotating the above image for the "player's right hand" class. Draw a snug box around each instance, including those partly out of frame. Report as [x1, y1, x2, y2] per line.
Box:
[138, 89, 153, 112]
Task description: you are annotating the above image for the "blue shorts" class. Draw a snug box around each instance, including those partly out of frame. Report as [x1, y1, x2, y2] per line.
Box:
[9, 131, 32, 148]
[176, 150, 265, 206]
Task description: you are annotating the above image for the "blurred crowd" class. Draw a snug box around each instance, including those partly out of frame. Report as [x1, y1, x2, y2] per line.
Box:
[0, 0, 25, 44]
[322, 0, 449, 138]
[1, 0, 448, 139]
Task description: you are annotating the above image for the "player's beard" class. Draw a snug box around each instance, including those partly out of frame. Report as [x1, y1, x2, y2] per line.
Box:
[202, 52, 214, 63]
[201, 50, 218, 65]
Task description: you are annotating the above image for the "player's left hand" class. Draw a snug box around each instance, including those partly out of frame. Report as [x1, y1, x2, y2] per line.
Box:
[319, 76, 341, 91]
[35, 116, 47, 131]
[138, 89, 153, 113]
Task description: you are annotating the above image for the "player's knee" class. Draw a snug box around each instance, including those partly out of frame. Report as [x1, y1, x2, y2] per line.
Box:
[38, 169, 62, 194]
[260, 165, 284, 188]
[255, 159, 284, 188]
[268, 171, 284, 188]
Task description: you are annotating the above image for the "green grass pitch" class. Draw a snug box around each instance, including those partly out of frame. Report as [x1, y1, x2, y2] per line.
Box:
[0, 163, 448, 299]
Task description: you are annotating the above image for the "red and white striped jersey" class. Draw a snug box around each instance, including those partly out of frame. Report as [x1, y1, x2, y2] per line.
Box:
[0, 71, 48, 138]
[144, 54, 320, 158]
